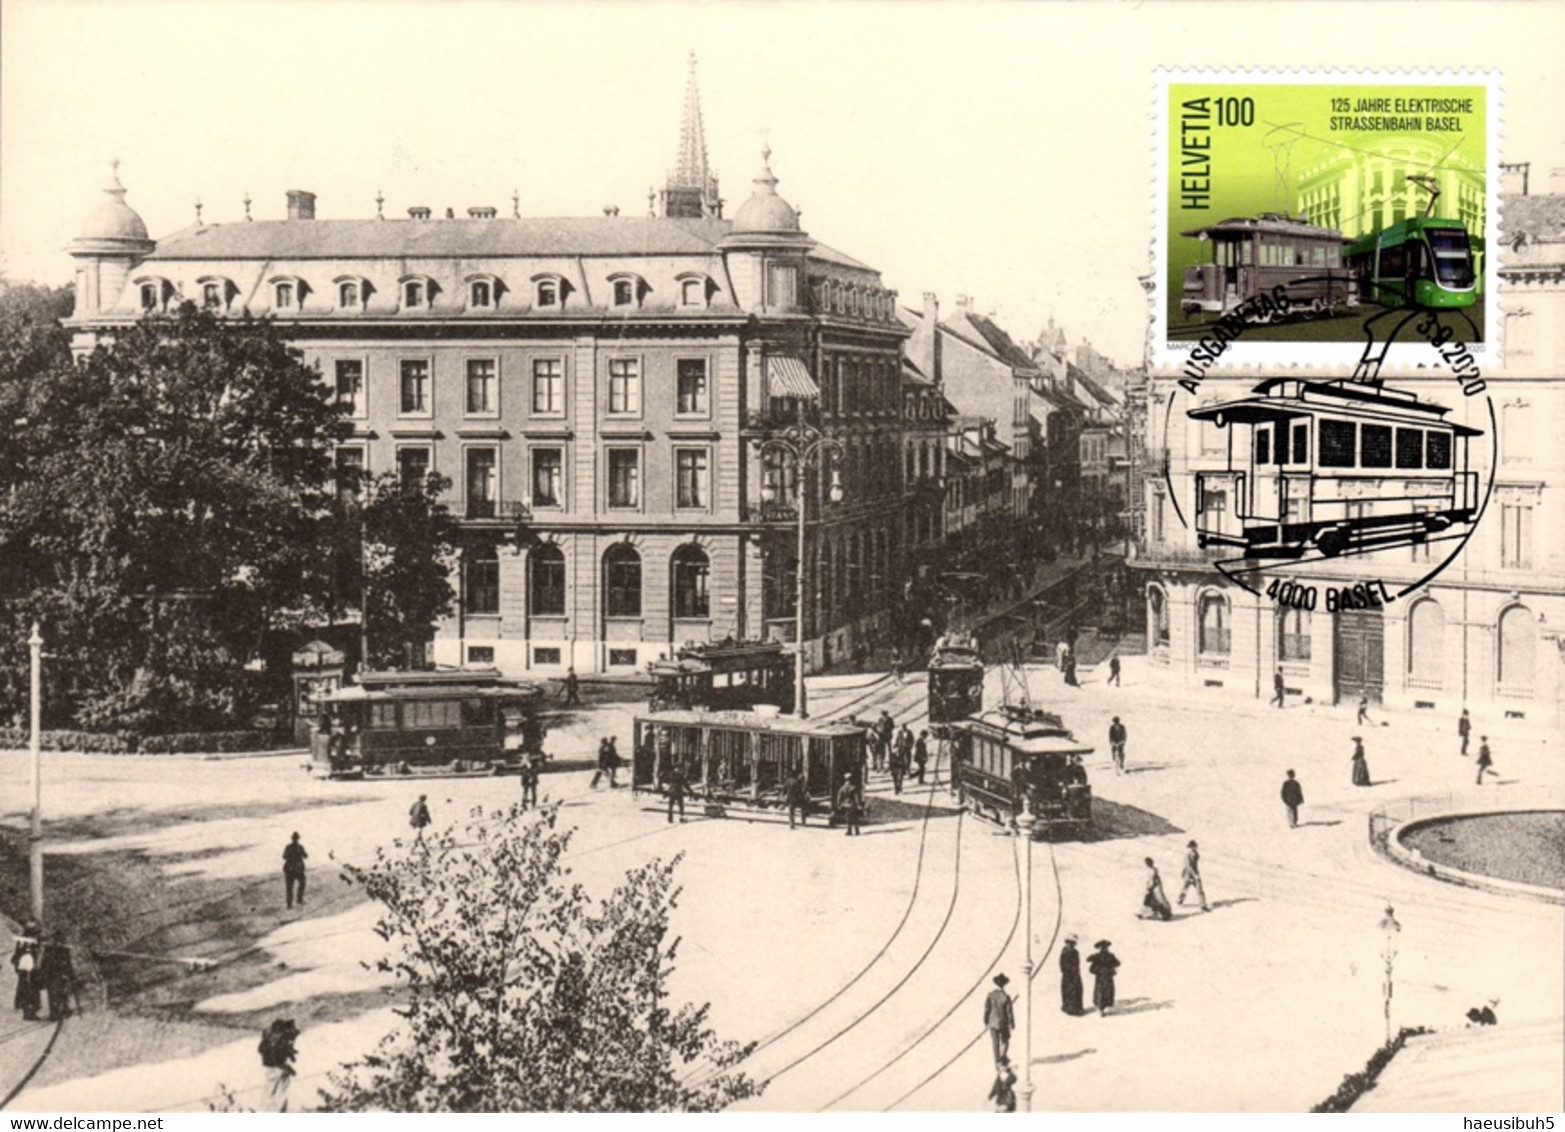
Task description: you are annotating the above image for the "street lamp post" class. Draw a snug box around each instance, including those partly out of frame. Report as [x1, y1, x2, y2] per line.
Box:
[757, 408, 844, 719]
[28, 621, 44, 922]
[1379, 904, 1401, 1045]
[1016, 809, 1036, 1112]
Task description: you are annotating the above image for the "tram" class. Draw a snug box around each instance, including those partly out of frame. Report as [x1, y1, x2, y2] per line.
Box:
[950, 705, 1094, 837]
[927, 634, 984, 732]
[1180, 214, 1358, 319]
[631, 709, 864, 818]
[1345, 216, 1478, 310]
[1188, 377, 1481, 560]
[646, 640, 796, 714]
[308, 669, 545, 779]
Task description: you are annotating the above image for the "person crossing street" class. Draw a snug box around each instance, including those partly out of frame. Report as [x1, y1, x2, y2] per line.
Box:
[1177, 840, 1209, 911]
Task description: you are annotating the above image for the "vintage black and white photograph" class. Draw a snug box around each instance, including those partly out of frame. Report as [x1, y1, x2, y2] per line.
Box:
[1, 0, 1561, 1116]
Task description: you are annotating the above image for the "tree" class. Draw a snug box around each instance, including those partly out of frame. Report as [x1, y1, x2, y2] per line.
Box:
[0, 302, 351, 730]
[321, 804, 762, 1112]
[356, 470, 460, 670]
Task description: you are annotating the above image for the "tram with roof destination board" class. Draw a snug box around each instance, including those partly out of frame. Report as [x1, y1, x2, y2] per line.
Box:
[309, 669, 545, 779]
[646, 640, 796, 714]
[950, 705, 1094, 838]
[1187, 377, 1481, 560]
[927, 633, 984, 735]
[631, 709, 863, 822]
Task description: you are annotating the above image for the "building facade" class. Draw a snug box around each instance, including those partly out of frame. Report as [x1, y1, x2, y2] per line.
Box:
[1132, 187, 1564, 731]
[64, 71, 910, 678]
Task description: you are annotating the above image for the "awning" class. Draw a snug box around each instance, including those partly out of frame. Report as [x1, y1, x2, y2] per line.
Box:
[767, 355, 821, 400]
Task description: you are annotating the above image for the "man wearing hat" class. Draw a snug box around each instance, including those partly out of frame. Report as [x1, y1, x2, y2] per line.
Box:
[10, 920, 41, 1021]
[1280, 769, 1304, 828]
[836, 774, 862, 836]
[1059, 935, 1085, 1015]
[1178, 840, 1208, 911]
[282, 831, 308, 909]
[1088, 940, 1120, 1016]
[984, 973, 1015, 1064]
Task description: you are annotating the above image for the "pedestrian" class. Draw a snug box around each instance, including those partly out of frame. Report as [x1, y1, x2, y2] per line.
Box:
[10, 920, 41, 1021]
[591, 736, 620, 788]
[988, 1058, 1017, 1113]
[891, 647, 906, 685]
[836, 774, 862, 836]
[409, 793, 432, 842]
[1458, 707, 1471, 757]
[39, 930, 75, 1022]
[1059, 934, 1085, 1016]
[257, 1018, 300, 1113]
[1271, 668, 1286, 709]
[1350, 736, 1372, 787]
[1476, 737, 1495, 784]
[1139, 857, 1173, 921]
[1088, 941, 1119, 1016]
[984, 973, 1015, 1064]
[892, 725, 913, 795]
[875, 711, 894, 771]
[913, 730, 930, 785]
[560, 666, 582, 707]
[1108, 716, 1127, 775]
[666, 760, 688, 823]
[519, 753, 540, 809]
[1055, 639, 1069, 671]
[1107, 653, 1121, 686]
[1063, 653, 1079, 687]
[1356, 694, 1373, 726]
[786, 770, 811, 829]
[868, 730, 885, 774]
[1281, 770, 1304, 828]
[1177, 840, 1208, 912]
[282, 831, 308, 909]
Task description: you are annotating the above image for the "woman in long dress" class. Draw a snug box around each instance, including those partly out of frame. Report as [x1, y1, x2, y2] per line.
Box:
[1351, 737, 1371, 787]
[1088, 940, 1120, 1016]
[1059, 935, 1085, 1015]
[1139, 858, 1173, 921]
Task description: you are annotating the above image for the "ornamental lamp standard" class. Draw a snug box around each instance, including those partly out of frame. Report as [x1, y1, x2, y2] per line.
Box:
[28, 621, 44, 921]
[757, 408, 844, 719]
[1379, 903, 1401, 1044]
[1016, 808, 1037, 1112]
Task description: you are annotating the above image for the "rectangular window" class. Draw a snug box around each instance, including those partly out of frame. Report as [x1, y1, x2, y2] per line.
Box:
[467, 646, 496, 665]
[1501, 504, 1533, 569]
[465, 358, 497, 415]
[1360, 424, 1393, 468]
[1426, 431, 1452, 469]
[405, 699, 462, 729]
[335, 447, 365, 501]
[532, 358, 564, 415]
[465, 447, 497, 519]
[533, 647, 562, 666]
[676, 449, 710, 509]
[676, 358, 709, 415]
[532, 448, 563, 508]
[335, 360, 366, 418]
[1319, 419, 1356, 468]
[397, 446, 431, 484]
[400, 359, 430, 415]
[608, 648, 638, 667]
[1395, 428, 1424, 469]
[464, 553, 499, 615]
[369, 701, 399, 730]
[608, 358, 641, 415]
[1292, 423, 1309, 464]
[607, 449, 640, 508]
[767, 263, 797, 306]
[1255, 430, 1271, 465]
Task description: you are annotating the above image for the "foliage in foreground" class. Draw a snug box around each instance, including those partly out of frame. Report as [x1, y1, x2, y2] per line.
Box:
[319, 804, 762, 1112]
[1311, 1025, 1431, 1112]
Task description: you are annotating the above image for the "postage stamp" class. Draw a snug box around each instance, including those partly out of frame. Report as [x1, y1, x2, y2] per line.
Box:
[1152, 69, 1501, 373]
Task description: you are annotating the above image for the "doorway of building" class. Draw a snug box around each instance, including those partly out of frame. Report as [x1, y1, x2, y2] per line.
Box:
[1334, 606, 1385, 705]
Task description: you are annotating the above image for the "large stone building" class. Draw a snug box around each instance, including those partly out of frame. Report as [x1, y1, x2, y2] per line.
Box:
[63, 63, 910, 677]
[1132, 176, 1564, 731]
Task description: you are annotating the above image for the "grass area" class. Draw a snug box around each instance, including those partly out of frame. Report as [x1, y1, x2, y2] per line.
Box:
[1401, 811, 1565, 891]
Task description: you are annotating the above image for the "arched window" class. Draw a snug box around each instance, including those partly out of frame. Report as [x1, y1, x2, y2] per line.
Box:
[1407, 598, 1445, 687]
[139, 282, 161, 312]
[463, 545, 500, 616]
[1198, 592, 1230, 656]
[680, 277, 706, 306]
[201, 281, 224, 309]
[470, 279, 493, 309]
[402, 279, 425, 309]
[612, 278, 636, 307]
[274, 281, 296, 309]
[1278, 607, 1311, 662]
[529, 544, 566, 618]
[536, 279, 559, 308]
[1149, 587, 1170, 648]
[339, 280, 360, 309]
[604, 544, 642, 618]
[671, 545, 710, 619]
[1497, 605, 1536, 694]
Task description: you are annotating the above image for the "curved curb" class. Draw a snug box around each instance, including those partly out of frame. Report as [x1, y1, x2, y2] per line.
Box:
[1373, 808, 1565, 906]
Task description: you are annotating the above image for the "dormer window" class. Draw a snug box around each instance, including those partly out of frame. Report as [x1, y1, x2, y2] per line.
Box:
[202, 282, 223, 309]
[268, 276, 306, 311]
[536, 279, 559, 308]
[134, 276, 175, 313]
[340, 281, 359, 307]
[139, 283, 161, 312]
[400, 275, 436, 311]
[677, 274, 710, 308]
[276, 282, 295, 308]
[613, 279, 635, 307]
[464, 274, 501, 311]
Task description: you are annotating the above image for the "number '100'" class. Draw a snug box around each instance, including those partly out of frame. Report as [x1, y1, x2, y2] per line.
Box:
[1217, 97, 1255, 127]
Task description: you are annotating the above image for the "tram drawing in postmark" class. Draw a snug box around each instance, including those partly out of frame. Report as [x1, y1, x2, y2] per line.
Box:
[1153, 70, 1501, 370]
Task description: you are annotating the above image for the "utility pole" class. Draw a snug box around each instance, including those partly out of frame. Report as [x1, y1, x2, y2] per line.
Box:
[1017, 810, 1036, 1112]
[28, 621, 44, 922]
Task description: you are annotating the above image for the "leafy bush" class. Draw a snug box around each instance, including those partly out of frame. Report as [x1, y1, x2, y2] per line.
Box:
[0, 727, 287, 754]
[1311, 1026, 1431, 1112]
[0, 728, 132, 753]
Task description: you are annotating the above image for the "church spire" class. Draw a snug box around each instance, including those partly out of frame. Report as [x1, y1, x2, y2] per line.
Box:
[663, 52, 721, 219]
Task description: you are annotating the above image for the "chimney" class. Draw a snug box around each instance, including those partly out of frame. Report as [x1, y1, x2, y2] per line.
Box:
[922, 291, 939, 327]
[920, 292, 941, 385]
[468, 206, 498, 219]
[445, 207, 455, 219]
[956, 294, 973, 313]
[408, 206, 431, 220]
[286, 190, 316, 220]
